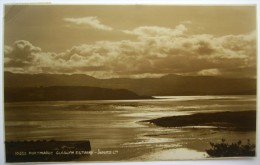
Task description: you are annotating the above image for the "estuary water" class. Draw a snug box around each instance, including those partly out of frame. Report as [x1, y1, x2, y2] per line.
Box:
[4, 95, 256, 161]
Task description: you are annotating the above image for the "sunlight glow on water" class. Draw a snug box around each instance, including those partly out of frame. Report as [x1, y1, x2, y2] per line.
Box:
[4, 95, 256, 160]
[136, 148, 208, 160]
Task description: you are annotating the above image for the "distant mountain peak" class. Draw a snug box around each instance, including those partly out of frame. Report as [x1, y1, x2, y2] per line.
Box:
[4, 72, 256, 96]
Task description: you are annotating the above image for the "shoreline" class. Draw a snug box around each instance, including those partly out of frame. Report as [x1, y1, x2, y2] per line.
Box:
[143, 110, 256, 132]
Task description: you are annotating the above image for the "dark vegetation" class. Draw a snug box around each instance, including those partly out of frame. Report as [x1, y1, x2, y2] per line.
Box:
[4, 72, 256, 96]
[144, 111, 256, 131]
[206, 139, 255, 157]
[4, 86, 152, 102]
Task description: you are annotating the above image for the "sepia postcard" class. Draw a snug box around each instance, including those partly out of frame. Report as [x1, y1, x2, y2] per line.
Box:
[2, 4, 257, 163]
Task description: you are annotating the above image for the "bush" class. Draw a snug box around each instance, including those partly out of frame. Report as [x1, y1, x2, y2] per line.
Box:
[206, 139, 255, 157]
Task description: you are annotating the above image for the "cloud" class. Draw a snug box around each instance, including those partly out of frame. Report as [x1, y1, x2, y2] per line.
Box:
[198, 68, 221, 76]
[4, 40, 42, 68]
[4, 24, 256, 78]
[123, 24, 187, 38]
[64, 16, 113, 31]
[4, 45, 13, 54]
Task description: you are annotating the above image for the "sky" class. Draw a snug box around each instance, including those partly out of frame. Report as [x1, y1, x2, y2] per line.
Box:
[4, 5, 257, 78]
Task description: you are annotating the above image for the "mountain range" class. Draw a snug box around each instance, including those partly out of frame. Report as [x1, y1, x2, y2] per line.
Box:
[5, 86, 152, 102]
[4, 72, 256, 96]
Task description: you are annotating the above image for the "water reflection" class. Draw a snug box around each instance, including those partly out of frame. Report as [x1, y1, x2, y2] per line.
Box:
[5, 95, 256, 160]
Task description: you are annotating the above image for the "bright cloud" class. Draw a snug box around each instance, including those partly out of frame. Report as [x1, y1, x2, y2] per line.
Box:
[198, 68, 221, 76]
[123, 24, 187, 38]
[4, 24, 256, 78]
[64, 16, 113, 31]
